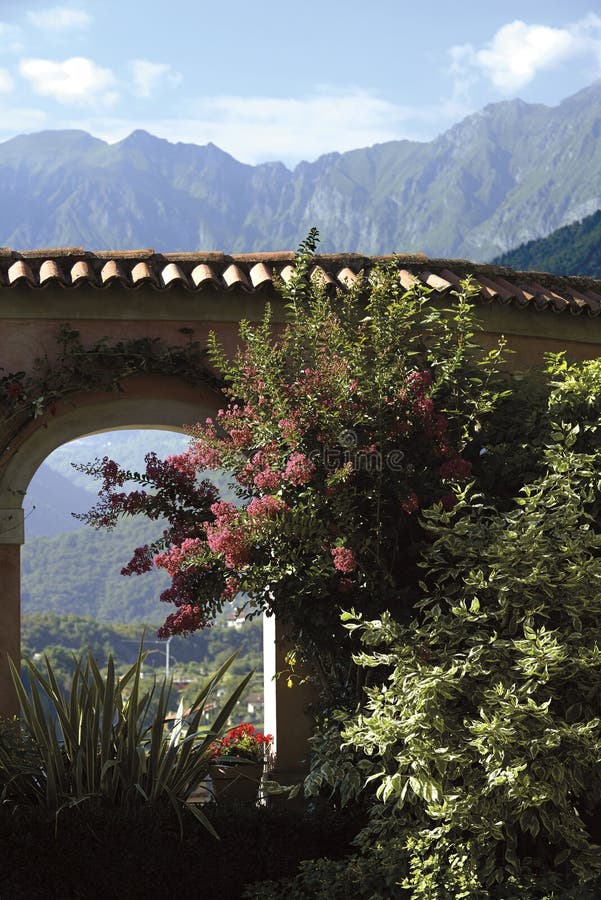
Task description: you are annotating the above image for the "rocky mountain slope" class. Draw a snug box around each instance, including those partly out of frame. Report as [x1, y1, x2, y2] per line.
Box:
[1, 82, 601, 260]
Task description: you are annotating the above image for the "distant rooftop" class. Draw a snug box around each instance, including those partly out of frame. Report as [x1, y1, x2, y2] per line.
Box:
[0, 248, 600, 317]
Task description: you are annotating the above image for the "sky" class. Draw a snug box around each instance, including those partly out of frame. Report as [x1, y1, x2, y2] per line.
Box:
[0, 1, 600, 167]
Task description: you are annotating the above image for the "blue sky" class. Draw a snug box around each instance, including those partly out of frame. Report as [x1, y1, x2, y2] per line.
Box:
[0, 1, 600, 166]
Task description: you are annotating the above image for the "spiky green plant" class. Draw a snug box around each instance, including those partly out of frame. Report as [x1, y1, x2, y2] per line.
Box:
[0, 646, 252, 835]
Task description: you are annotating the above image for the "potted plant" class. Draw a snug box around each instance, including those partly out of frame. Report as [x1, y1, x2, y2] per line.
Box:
[209, 723, 273, 802]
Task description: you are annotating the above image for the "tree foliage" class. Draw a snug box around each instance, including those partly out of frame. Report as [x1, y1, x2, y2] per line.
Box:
[80, 229, 507, 700]
[78, 233, 601, 895]
[298, 356, 601, 898]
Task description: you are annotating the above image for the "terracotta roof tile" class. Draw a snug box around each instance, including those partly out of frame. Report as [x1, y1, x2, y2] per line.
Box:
[494, 276, 533, 309]
[398, 269, 420, 291]
[472, 275, 502, 303]
[310, 265, 337, 293]
[132, 260, 159, 287]
[421, 271, 452, 293]
[190, 262, 221, 289]
[8, 260, 35, 286]
[38, 259, 66, 286]
[222, 263, 251, 291]
[100, 259, 129, 286]
[70, 259, 94, 285]
[438, 268, 463, 289]
[249, 262, 273, 289]
[584, 290, 601, 316]
[160, 262, 188, 289]
[279, 264, 295, 285]
[337, 266, 358, 288]
[0, 249, 600, 319]
[527, 280, 570, 314]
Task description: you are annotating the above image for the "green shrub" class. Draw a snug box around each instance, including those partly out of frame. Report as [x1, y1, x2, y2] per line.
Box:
[0, 646, 251, 835]
[0, 802, 359, 899]
[336, 373, 601, 896]
[263, 355, 601, 899]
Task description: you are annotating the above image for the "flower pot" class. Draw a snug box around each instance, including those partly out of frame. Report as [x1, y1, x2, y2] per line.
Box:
[209, 761, 263, 802]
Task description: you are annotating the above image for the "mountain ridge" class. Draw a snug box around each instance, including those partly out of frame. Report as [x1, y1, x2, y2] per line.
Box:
[1, 80, 601, 260]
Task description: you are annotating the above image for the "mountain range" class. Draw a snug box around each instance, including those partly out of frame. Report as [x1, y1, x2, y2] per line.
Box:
[1, 82, 601, 260]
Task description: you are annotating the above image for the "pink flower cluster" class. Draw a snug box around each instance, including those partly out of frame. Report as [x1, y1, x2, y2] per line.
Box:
[154, 538, 205, 577]
[405, 369, 433, 392]
[331, 546, 357, 573]
[402, 492, 420, 515]
[221, 576, 240, 600]
[157, 603, 205, 638]
[253, 467, 282, 491]
[284, 452, 315, 486]
[206, 502, 250, 568]
[186, 440, 222, 470]
[210, 501, 238, 523]
[278, 417, 299, 442]
[100, 457, 127, 490]
[121, 545, 154, 576]
[412, 394, 435, 422]
[165, 452, 197, 478]
[247, 495, 288, 519]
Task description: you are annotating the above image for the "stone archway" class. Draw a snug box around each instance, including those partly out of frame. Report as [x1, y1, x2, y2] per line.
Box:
[0, 374, 220, 714]
[0, 372, 313, 786]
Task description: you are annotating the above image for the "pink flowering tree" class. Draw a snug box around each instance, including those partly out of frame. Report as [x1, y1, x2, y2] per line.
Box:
[78, 230, 507, 696]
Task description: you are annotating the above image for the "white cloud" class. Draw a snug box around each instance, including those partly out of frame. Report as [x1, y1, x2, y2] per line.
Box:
[450, 15, 601, 93]
[26, 6, 92, 31]
[129, 60, 181, 98]
[67, 88, 437, 165]
[45, 86, 481, 166]
[0, 69, 14, 93]
[181, 90, 428, 163]
[19, 56, 117, 105]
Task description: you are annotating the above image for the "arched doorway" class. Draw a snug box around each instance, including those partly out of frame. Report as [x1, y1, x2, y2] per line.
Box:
[0, 373, 221, 716]
[0, 372, 313, 787]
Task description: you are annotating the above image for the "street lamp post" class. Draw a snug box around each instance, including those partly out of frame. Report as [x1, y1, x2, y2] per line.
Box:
[164, 635, 172, 681]
[123, 635, 174, 682]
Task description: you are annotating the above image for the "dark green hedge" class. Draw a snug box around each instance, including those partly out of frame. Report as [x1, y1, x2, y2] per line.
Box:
[0, 801, 360, 899]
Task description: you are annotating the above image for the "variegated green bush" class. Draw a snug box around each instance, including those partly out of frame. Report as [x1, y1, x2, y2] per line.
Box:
[303, 356, 601, 899]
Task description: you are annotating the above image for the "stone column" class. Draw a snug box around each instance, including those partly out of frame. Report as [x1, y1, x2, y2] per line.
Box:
[263, 614, 317, 790]
[0, 508, 23, 719]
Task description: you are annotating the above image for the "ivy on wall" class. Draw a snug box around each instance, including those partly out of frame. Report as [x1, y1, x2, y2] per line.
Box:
[0, 325, 218, 455]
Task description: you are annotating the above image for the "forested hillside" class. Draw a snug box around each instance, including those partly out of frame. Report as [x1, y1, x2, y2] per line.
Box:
[22, 611, 261, 673]
[22, 516, 170, 623]
[492, 209, 601, 277]
[21, 611, 264, 720]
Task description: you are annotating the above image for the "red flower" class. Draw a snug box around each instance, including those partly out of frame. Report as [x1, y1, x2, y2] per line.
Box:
[439, 457, 472, 481]
[210, 722, 273, 761]
[440, 493, 458, 511]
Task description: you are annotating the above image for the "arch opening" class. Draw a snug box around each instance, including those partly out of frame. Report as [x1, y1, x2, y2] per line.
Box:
[0, 375, 312, 788]
[20, 421, 265, 729]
